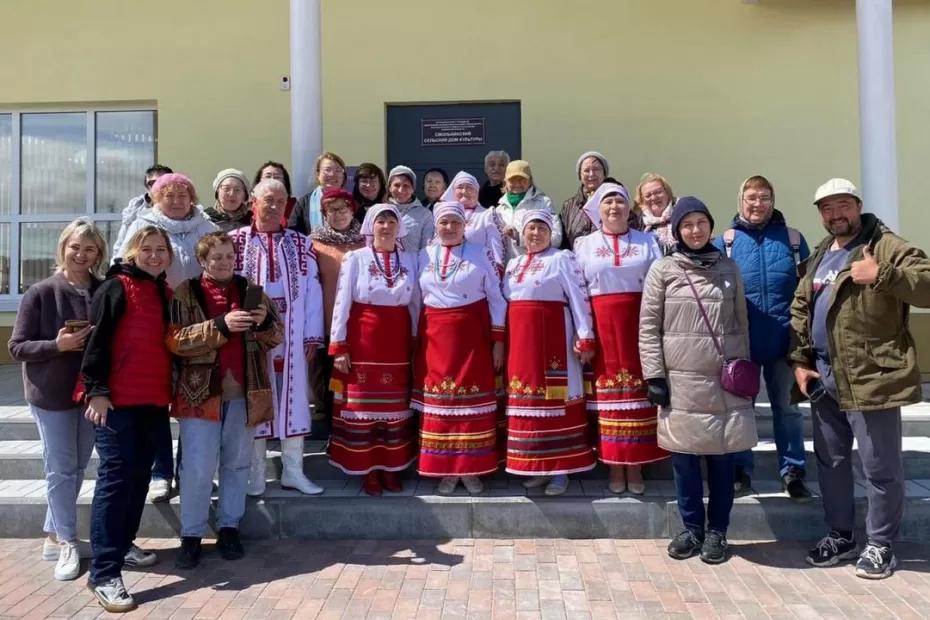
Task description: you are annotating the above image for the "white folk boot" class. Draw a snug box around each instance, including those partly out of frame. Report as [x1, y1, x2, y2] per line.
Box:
[246, 438, 267, 497]
[279, 436, 323, 495]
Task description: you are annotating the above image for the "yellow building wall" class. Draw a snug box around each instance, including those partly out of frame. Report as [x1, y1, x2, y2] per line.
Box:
[2, 0, 930, 371]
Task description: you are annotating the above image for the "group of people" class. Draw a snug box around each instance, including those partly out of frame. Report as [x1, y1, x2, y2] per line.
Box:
[8, 148, 929, 613]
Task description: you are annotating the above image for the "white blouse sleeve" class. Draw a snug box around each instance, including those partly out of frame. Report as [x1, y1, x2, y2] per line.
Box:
[304, 247, 325, 348]
[406, 252, 422, 338]
[557, 251, 595, 342]
[328, 249, 357, 353]
[480, 248, 507, 338]
[549, 208, 564, 253]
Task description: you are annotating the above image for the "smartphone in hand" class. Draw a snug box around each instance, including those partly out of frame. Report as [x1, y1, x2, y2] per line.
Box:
[243, 285, 263, 311]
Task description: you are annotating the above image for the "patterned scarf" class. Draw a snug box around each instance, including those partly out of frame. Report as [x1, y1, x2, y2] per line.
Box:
[310, 218, 363, 246]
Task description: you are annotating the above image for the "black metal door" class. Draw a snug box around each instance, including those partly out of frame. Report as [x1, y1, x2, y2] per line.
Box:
[386, 101, 521, 191]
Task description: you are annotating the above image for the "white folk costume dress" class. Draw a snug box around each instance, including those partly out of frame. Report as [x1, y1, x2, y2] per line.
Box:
[574, 183, 668, 465]
[231, 225, 324, 439]
[328, 245, 420, 474]
[503, 246, 597, 476]
[440, 172, 506, 276]
[413, 236, 507, 477]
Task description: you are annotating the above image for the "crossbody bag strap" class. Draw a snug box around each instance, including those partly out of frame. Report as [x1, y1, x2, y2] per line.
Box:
[682, 269, 725, 359]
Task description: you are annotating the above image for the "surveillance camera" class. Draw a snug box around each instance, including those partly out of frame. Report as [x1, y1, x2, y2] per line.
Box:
[280, 76, 290, 91]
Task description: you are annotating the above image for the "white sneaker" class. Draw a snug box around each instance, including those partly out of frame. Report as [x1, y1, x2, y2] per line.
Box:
[54, 541, 80, 581]
[123, 544, 158, 568]
[522, 475, 551, 489]
[146, 478, 171, 503]
[437, 477, 459, 495]
[42, 536, 58, 561]
[461, 476, 484, 495]
[89, 576, 136, 613]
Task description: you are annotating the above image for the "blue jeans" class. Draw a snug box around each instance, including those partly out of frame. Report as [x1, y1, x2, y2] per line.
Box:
[89, 406, 166, 584]
[671, 452, 736, 535]
[179, 399, 254, 537]
[151, 410, 175, 482]
[733, 357, 806, 478]
[31, 405, 95, 542]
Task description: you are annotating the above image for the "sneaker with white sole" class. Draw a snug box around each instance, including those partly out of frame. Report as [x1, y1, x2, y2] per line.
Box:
[123, 544, 158, 568]
[88, 576, 136, 613]
[146, 478, 171, 503]
[54, 541, 80, 581]
[855, 543, 897, 580]
[42, 536, 59, 561]
[805, 531, 858, 567]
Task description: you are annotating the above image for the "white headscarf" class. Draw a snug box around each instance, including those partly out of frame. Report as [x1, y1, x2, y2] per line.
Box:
[360, 203, 408, 241]
[582, 182, 631, 229]
[440, 171, 480, 203]
[518, 208, 554, 232]
[432, 201, 466, 224]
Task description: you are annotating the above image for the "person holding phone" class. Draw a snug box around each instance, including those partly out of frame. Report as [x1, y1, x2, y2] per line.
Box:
[166, 232, 282, 569]
[8, 218, 107, 582]
[81, 226, 174, 612]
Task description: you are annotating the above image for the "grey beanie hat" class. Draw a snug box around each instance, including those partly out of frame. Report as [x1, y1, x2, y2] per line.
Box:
[387, 165, 416, 187]
[576, 151, 610, 179]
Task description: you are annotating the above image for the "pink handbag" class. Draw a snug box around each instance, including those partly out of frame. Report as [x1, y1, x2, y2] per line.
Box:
[683, 271, 760, 400]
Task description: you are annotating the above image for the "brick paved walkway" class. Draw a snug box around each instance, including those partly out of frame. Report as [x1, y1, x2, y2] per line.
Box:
[1, 538, 929, 619]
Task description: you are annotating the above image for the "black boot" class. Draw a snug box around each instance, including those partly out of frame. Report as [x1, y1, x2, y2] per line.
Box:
[175, 537, 202, 570]
[217, 527, 245, 561]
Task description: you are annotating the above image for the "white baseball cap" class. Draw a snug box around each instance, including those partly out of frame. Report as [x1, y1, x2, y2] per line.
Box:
[813, 178, 861, 205]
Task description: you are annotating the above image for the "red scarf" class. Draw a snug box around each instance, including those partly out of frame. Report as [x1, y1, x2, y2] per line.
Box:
[201, 276, 245, 385]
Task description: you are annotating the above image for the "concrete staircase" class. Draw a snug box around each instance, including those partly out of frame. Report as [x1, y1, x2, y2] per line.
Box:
[2, 365, 930, 541]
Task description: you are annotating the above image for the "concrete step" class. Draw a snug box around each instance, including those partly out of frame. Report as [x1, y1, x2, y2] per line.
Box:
[4, 437, 930, 482]
[4, 402, 930, 442]
[2, 477, 929, 541]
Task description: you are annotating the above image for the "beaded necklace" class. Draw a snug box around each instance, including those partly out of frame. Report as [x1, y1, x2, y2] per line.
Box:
[371, 246, 399, 288]
[433, 242, 466, 282]
[600, 230, 632, 267]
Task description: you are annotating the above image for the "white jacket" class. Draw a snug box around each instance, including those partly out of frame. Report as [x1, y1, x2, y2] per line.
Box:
[492, 185, 563, 261]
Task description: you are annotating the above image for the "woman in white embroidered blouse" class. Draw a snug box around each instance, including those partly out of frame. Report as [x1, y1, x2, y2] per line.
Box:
[441, 171, 505, 275]
[502, 209, 597, 496]
[413, 201, 507, 496]
[574, 182, 669, 495]
[328, 204, 420, 496]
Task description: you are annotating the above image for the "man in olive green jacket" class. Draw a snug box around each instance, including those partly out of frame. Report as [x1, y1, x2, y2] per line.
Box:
[789, 178, 930, 580]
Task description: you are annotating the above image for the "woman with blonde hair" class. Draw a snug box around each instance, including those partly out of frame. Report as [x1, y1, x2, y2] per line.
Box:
[8, 218, 106, 581]
[635, 172, 677, 253]
[82, 225, 175, 612]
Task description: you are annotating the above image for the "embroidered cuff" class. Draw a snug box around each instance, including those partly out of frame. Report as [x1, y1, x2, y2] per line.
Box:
[328, 341, 349, 356]
[575, 338, 596, 353]
[491, 326, 505, 342]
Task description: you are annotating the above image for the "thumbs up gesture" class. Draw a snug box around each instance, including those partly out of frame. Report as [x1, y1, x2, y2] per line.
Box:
[851, 245, 879, 285]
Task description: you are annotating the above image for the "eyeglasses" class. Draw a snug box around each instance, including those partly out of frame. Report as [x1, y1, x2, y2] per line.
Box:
[325, 206, 352, 215]
[642, 190, 666, 200]
[320, 167, 344, 177]
[742, 195, 773, 206]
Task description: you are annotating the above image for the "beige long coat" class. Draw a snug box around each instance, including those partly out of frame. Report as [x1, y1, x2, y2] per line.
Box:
[639, 252, 758, 455]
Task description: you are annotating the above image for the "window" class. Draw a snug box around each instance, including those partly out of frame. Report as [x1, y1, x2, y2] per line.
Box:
[0, 109, 156, 307]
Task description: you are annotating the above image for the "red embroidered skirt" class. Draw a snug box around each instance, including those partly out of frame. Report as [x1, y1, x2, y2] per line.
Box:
[329, 303, 416, 474]
[505, 300, 595, 474]
[414, 300, 499, 477]
[586, 292, 667, 466]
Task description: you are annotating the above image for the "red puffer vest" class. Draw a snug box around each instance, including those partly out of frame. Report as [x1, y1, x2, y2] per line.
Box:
[108, 273, 172, 407]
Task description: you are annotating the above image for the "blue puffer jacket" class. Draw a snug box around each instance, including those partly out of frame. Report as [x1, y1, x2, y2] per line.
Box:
[712, 209, 810, 363]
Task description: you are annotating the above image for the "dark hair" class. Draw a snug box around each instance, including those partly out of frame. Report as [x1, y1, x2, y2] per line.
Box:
[145, 164, 173, 177]
[253, 161, 293, 196]
[352, 162, 387, 206]
[423, 167, 449, 185]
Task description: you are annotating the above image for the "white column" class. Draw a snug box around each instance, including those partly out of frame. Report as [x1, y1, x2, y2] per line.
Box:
[856, 0, 898, 230]
[290, 0, 322, 199]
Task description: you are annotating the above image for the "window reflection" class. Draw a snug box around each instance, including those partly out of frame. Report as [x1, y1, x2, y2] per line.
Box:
[0, 115, 11, 216]
[21, 113, 87, 216]
[96, 111, 156, 214]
